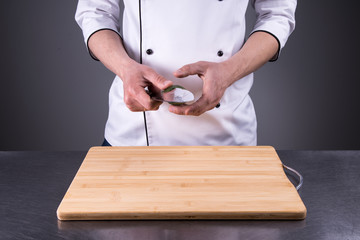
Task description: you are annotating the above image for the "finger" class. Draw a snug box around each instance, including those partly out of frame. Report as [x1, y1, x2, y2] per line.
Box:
[124, 95, 146, 112]
[125, 95, 161, 112]
[145, 70, 173, 90]
[168, 95, 212, 116]
[173, 61, 206, 78]
[133, 86, 163, 110]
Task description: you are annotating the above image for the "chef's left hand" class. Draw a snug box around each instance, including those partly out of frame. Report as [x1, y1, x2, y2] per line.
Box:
[169, 61, 233, 116]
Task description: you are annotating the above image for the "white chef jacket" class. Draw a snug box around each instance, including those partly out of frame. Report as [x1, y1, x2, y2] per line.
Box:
[75, 0, 296, 146]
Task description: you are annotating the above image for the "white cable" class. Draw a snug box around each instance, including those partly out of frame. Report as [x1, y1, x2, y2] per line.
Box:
[282, 164, 303, 190]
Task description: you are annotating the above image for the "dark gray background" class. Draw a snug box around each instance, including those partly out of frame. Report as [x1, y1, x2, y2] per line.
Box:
[0, 1, 359, 150]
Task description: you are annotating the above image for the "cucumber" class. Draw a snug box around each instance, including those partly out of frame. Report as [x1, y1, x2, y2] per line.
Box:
[162, 85, 185, 93]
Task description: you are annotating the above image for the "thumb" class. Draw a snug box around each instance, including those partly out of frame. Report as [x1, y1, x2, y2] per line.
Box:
[173, 61, 206, 78]
[146, 70, 173, 90]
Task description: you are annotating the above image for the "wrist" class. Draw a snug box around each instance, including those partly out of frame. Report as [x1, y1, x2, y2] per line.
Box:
[221, 56, 248, 85]
[116, 58, 138, 79]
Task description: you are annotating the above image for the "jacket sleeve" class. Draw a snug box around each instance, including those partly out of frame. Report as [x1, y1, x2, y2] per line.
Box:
[250, 0, 297, 61]
[75, 0, 122, 60]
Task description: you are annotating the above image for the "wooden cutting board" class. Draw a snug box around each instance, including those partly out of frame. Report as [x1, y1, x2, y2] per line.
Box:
[57, 146, 306, 220]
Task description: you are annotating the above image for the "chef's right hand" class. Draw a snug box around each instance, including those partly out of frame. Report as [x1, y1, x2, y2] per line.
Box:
[119, 60, 173, 111]
[87, 30, 172, 111]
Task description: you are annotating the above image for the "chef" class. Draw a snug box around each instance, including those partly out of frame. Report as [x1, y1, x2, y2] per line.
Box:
[75, 0, 296, 146]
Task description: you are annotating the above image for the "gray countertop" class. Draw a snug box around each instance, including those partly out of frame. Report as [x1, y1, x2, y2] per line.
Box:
[0, 150, 359, 240]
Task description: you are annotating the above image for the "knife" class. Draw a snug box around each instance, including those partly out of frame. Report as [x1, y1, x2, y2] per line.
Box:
[146, 85, 195, 105]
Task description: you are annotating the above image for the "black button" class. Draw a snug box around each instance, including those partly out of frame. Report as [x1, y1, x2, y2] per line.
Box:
[217, 50, 223, 57]
[146, 49, 153, 55]
[216, 103, 221, 108]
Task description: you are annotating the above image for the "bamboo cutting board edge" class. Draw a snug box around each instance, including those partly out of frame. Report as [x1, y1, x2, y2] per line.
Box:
[57, 146, 306, 220]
